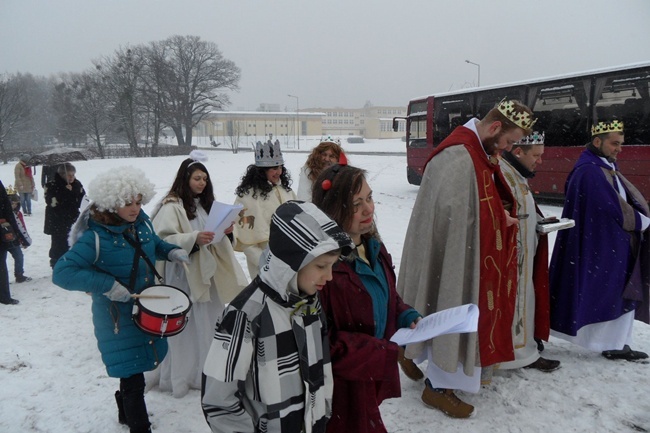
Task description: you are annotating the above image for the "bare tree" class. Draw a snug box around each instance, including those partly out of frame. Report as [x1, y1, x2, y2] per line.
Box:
[52, 75, 86, 146]
[150, 35, 240, 147]
[0, 74, 31, 162]
[53, 71, 113, 157]
[139, 44, 172, 156]
[11, 74, 57, 150]
[225, 119, 244, 154]
[96, 47, 146, 156]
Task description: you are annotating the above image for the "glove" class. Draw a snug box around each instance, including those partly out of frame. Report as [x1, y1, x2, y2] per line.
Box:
[168, 248, 190, 264]
[104, 282, 132, 303]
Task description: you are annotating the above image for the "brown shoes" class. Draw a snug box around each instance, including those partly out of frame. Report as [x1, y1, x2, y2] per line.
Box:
[421, 380, 475, 418]
[523, 357, 561, 372]
[397, 346, 424, 381]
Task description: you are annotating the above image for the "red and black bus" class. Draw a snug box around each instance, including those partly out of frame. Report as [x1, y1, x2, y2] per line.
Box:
[395, 62, 650, 201]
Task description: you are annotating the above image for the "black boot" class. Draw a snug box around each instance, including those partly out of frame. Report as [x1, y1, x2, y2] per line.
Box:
[120, 374, 152, 433]
[114, 391, 127, 425]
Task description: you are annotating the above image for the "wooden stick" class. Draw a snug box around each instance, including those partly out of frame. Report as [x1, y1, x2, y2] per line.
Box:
[182, 262, 190, 275]
[131, 294, 170, 299]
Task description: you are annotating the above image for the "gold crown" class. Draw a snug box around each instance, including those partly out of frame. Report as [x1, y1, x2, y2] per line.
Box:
[591, 120, 624, 136]
[516, 131, 545, 145]
[497, 98, 537, 130]
[5, 185, 16, 195]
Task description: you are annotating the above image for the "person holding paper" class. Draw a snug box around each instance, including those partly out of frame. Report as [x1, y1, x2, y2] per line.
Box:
[397, 99, 535, 418]
[148, 150, 248, 398]
[550, 120, 650, 361]
[312, 164, 421, 433]
[233, 141, 296, 278]
[499, 132, 560, 372]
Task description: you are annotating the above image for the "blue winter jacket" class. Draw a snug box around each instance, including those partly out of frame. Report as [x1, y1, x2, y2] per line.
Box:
[53, 210, 179, 378]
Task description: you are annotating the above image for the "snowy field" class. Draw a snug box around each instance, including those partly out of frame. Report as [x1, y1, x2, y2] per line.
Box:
[1, 138, 649, 433]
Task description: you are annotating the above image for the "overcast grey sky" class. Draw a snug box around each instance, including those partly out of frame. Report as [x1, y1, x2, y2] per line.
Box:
[1, 0, 649, 111]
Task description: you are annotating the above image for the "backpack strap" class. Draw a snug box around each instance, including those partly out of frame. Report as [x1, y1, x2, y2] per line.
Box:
[93, 230, 100, 264]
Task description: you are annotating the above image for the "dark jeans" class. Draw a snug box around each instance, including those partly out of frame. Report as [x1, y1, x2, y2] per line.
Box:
[119, 373, 151, 433]
[0, 249, 12, 302]
[49, 232, 69, 268]
[8, 245, 23, 277]
[20, 192, 31, 215]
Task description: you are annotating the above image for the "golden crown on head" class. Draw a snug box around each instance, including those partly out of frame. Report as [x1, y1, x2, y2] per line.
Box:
[496, 98, 537, 130]
[591, 120, 624, 136]
[5, 185, 16, 195]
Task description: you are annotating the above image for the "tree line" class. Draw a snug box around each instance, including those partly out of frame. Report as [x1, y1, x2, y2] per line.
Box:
[0, 35, 240, 160]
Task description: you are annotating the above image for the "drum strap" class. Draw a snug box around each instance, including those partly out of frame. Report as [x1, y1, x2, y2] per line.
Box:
[122, 228, 164, 291]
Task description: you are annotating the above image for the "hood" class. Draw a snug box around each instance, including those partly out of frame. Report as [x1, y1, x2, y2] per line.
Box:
[258, 201, 354, 300]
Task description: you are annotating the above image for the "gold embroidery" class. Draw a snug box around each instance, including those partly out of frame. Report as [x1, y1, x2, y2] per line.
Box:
[489, 309, 502, 354]
[480, 169, 503, 251]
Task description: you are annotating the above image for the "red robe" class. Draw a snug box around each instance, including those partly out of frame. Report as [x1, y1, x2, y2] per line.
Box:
[424, 126, 519, 366]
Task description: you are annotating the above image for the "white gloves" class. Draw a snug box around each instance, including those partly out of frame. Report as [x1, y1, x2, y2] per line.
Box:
[168, 248, 190, 264]
[104, 281, 132, 303]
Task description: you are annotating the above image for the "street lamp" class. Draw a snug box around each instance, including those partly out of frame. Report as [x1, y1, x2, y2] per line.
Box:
[288, 94, 300, 149]
[465, 60, 480, 87]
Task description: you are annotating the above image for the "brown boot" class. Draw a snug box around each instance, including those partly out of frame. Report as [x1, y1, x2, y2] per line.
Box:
[421, 382, 475, 419]
[398, 346, 424, 381]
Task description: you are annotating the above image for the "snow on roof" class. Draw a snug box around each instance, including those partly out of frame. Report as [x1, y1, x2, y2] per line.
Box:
[208, 110, 325, 117]
[410, 61, 650, 102]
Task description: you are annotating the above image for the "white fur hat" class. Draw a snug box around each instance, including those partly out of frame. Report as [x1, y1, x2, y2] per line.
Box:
[88, 166, 156, 212]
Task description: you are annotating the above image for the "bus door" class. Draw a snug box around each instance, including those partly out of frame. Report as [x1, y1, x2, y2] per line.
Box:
[401, 99, 430, 185]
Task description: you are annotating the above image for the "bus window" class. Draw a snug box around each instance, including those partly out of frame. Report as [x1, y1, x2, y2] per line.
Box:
[474, 87, 526, 118]
[408, 116, 428, 148]
[530, 79, 590, 146]
[434, 97, 471, 144]
[595, 71, 650, 144]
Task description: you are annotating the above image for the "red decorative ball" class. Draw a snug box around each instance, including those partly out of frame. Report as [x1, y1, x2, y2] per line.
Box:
[321, 179, 332, 191]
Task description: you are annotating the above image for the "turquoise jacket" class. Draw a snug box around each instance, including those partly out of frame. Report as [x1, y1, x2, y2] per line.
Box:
[53, 210, 178, 378]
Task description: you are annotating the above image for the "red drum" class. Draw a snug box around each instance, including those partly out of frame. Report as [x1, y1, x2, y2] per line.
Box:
[132, 285, 192, 338]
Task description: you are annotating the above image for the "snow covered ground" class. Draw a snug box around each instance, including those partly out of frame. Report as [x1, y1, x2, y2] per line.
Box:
[1, 138, 649, 433]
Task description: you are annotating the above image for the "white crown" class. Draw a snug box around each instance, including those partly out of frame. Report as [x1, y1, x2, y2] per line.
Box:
[255, 140, 284, 167]
[516, 131, 545, 145]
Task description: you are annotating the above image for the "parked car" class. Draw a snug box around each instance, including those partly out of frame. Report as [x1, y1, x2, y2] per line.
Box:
[346, 136, 365, 143]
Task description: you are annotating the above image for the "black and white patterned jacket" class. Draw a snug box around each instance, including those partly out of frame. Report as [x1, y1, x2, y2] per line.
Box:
[202, 201, 353, 433]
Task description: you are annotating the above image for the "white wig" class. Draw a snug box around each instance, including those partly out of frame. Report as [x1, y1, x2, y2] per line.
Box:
[88, 166, 156, 212]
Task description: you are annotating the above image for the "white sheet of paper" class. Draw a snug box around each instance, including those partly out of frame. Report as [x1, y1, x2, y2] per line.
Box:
[389, 303, 479, 346]
[205, 201, 243, 243]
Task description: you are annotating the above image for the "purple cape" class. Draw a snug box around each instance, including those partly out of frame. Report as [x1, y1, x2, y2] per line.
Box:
[549, 149, 650, 335]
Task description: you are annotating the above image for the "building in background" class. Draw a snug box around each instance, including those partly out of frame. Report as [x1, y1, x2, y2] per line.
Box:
[197, 111, 324, 150]
[193, 104, 407, 149]
[304, 105, 406, 139]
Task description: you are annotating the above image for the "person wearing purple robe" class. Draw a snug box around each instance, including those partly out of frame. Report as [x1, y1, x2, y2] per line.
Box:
[549, 120, 650, 361]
